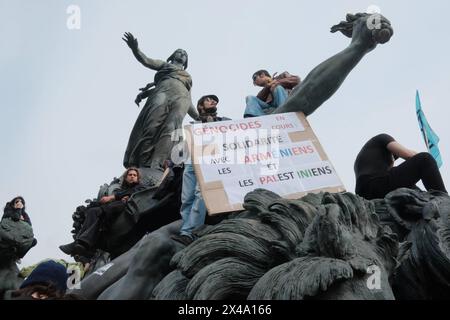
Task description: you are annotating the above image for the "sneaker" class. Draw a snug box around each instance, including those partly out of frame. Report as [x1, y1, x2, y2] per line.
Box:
[59, 241, 94, 258]
[171, 234, 194, 246]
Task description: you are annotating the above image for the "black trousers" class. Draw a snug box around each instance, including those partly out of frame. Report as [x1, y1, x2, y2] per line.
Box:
[77, 201, 126, 247]
[357, 152, 447, 200]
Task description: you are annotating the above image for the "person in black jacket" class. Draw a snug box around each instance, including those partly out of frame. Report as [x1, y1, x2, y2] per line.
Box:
[2, 196, 32, 225]
[244, 70, 300, 118]
[354, 133, 447, 200]
[59, 167, 145, 257]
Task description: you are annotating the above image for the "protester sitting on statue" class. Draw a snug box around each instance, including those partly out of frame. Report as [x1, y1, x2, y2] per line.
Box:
[243, 70, 300, 118]
[59, 167, 145, 257]
[2, 196, 32, 225]
[171, 95, 230, 246]
[354, 133, 447, 200]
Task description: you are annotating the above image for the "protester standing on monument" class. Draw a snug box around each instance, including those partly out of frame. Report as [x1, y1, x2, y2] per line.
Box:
[59, 167, 145, 257]
[243, 70, 300, 118]
[354, 133, 447, 200]
[171, 95, 230, 246]
[122, 32, 199, 170]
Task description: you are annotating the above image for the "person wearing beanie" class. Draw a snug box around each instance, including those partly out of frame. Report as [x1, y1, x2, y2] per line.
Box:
[11, 260, 69, 300]
[171, 95, 230, 246]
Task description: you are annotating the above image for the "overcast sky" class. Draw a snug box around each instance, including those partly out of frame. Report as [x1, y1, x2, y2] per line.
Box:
[1, 0, 449, 267]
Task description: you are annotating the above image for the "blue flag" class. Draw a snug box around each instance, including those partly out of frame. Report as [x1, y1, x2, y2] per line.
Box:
[416, 90, 442, 168]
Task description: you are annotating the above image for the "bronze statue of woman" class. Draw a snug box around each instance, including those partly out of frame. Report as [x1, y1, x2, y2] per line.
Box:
[122, 32, 198, 170]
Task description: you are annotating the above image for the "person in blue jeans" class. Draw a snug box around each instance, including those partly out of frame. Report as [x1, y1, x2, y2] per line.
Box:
[171, 95, 230, 246]
[176, 163, 206, 244]
[244, 70, 300, 118]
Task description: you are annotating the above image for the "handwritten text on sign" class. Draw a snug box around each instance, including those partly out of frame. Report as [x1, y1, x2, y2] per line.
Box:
[190, 112, 344, 206]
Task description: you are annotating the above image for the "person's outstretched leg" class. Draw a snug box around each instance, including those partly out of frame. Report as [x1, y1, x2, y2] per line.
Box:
[244, 96, 271, 118]
[389, 152, 447, 193]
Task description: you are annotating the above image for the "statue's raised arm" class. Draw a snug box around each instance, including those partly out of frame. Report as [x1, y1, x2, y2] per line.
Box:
[122, 32, 197, 171]
[275, 13, 393, 116]
[122, 32, 165, 71]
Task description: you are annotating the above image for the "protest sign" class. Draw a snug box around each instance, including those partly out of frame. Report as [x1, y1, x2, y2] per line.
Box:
[185, 112, 345, 215]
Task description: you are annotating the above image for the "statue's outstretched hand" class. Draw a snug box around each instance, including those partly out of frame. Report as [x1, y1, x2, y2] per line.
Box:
[331, 13, 393, 52]
[122, 32, 139, 51]
[135, 92, 143, 106]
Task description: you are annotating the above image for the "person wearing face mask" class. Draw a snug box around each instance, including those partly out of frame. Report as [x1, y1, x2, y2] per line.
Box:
[171, 95, 230, 246]
[1, 196, 37, 260]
